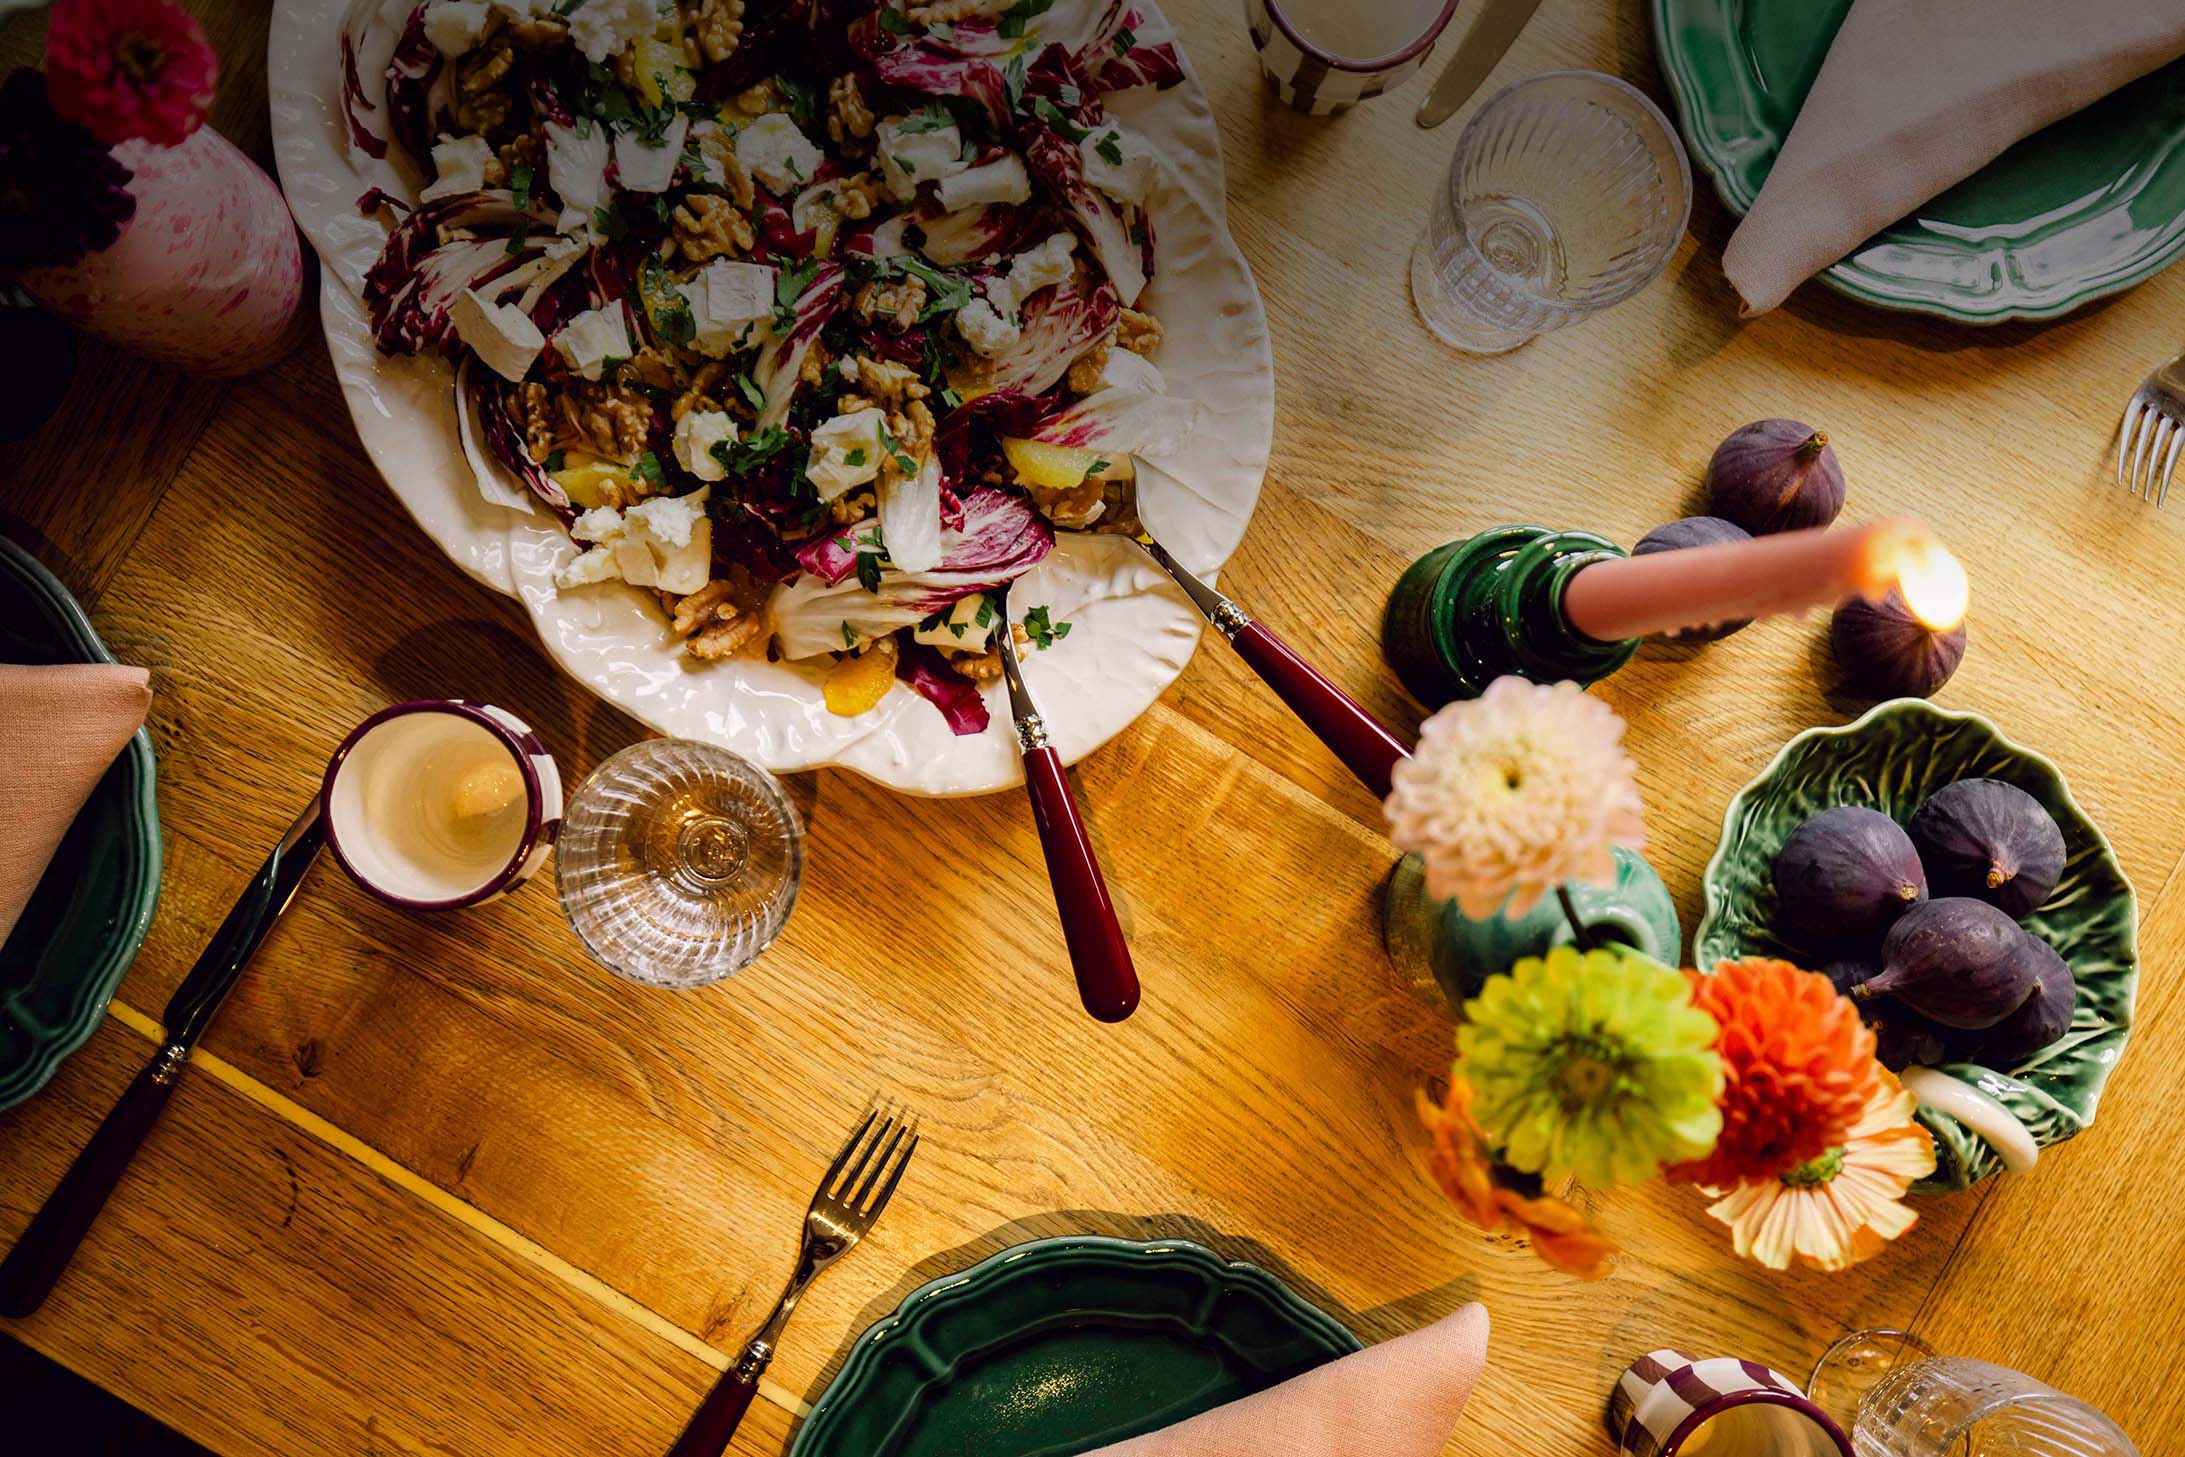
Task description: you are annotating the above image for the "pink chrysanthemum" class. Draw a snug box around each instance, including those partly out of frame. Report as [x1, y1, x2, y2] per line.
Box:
[1384, 677, 1645, 919]
[44, 0, 218, 148]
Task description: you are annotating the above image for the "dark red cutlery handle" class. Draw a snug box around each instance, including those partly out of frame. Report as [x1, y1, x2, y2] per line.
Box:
[0, 1053, 179, 1318]
[1022, 745, 1139, 1022]
[665, 1367, 759, 1457]
[1229, 620, 1411, 800]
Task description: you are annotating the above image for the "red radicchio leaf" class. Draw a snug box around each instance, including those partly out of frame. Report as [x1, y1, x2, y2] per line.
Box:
[871, 45, 1012, 129]
[384, 4, 443, 168]
[755, 195, 819, 260]
[898, 644, 992, 736]
[478, 380, 574, 520]
[339, 29, 388, 158]
[935, 388, 1058, 478]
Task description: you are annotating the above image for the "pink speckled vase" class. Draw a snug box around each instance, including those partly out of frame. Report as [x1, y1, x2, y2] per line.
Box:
[20, 125, 306, 378]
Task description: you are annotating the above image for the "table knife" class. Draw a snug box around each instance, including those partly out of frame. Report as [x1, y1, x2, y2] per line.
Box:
[1134, 534, 1410, 800]
[996, 611, 1140, 1023]
[1414, 0, 1548, 129]
[0, 800, 325, 1318]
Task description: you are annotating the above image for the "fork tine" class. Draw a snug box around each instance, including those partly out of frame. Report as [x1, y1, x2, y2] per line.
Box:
[2147, 417, 2177, 499]
[2128, 406, 2159, 496]
[849, 1116, 914, 1210]
[2119, 398, 2145, 485]
[818, 1101, 883, 1195]
[829, 1104, 899, 1202]
[857, 1125, 918, 1223]
[2159, 425, 2184, 508]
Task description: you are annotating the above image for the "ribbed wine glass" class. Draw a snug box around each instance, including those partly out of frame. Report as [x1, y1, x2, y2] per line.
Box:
[555, 739, 803, 988]
[1410, 70, 1692, 353]
[1852, 1358, 2139, 1457]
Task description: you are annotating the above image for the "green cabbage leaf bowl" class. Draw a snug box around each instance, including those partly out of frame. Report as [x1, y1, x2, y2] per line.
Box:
[1695, 700, 2137, 1191]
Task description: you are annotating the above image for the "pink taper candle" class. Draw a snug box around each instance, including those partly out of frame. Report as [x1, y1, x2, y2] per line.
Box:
[1561, 518, 1969, 643]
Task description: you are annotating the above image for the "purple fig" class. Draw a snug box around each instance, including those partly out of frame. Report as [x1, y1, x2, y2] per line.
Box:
[1772, 806, 1927, 952]
[1633, 517, 1754, 642]
[1866, 1004, 1952, 1071]
[1908, 778, 2065, 919]
[1858, 897, 2040, 1030]
[1822, 955, 1883, 996]
[1705, 419, 1847, 535]
[1973, 934, 2077, 1065]
[1831, 590, 1967, 700]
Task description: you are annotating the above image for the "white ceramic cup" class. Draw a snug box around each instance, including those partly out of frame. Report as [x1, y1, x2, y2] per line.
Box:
[320, 700, 563, 910]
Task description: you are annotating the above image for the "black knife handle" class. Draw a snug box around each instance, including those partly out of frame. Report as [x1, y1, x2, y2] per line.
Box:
[0, 1044, 183, 1318]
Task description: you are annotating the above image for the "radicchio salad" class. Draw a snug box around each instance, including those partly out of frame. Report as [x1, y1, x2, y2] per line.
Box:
[339, 0, 1199, 735]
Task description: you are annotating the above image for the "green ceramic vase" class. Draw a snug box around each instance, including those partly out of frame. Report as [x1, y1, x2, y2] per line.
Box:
[1384, 847, 1683, 1010]
[1380, 526, 1638, 708]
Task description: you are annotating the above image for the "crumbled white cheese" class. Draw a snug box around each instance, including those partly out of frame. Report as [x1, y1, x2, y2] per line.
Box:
[735, 112, 826, 194]
[564, 0, 655, 63]
[612, 113, 689, 194]
[934, 153, 1030, 212]
[688, 258, 775, 358]
[420, 133, 495, 203]
[954, 297, 1020, 357]
[874, 114, 968, 200]
[451, 288, 545, 381]
[673, 410, 737, 481]
[421, 0, 492, 57]
[805, 408, 887, 500]
[552, 305, 633, 381]
[1007, 231, 1078, 302]
[913, 593, 999, 652]
[685, 119, 728, 188]
[545, 121, 612, 236]
[1078, 124, 1159, 208]
[556, 488, 714, 594]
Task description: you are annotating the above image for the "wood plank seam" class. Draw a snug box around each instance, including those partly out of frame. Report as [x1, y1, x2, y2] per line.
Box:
[93, 998, 814, 1423]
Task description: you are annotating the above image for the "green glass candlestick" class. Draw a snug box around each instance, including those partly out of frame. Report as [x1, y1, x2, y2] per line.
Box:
[1381, 526, 1638, 707]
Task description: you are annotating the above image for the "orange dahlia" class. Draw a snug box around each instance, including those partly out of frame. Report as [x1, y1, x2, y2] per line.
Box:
[1666, 958, 1880, 1188]
[1417, 1081, 1618, 1281]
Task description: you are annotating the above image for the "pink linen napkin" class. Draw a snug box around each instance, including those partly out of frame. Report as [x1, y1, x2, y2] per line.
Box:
[1722, 0, 2185, 316]
[0, 663, 153, 943]
[1084, 1303, 1490, 1457]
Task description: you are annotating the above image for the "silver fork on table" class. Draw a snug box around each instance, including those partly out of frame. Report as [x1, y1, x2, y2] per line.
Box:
[2117, 352, 2185, 506]
[665, 1100, 920, 1457]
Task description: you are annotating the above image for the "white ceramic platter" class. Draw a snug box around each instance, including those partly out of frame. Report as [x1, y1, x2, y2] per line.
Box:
[267, 0, 1273, 795]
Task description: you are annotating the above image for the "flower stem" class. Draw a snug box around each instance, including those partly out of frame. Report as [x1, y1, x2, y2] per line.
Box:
[1556, 885, 1597, 952]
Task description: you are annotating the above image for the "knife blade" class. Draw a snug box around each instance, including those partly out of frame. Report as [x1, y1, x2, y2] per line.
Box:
[1414, 0, 1547, 129]
[0, 798, 325, 1317]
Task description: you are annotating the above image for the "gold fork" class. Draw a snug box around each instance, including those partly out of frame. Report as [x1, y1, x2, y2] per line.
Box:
[665, 1100, 920, 1457]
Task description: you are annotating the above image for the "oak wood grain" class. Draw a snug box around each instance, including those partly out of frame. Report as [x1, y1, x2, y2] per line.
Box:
[3, 0, 2182, 1451]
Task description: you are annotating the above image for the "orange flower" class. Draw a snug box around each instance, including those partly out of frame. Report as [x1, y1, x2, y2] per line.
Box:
[1418, 1082, 1618, 1281]
[1667, 959, 1880, 1188]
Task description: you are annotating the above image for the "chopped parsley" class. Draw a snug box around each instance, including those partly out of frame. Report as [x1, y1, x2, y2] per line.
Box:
[842, 621, 860, 648]
[735, 371, 766, 411]
[996, 0, 1054, 39]
[592, 202, 630, 241]
[861, 253, 973, 321]
[510, 162, 534, 210]
[1113, 25, 1135, 55]
[544, 449, 566, 472]
[1031, 96, 1091, 143]
[676, 98, 718, 119]
[1094, 131, 1124, 166]
[876, 421, 918, 476]
[897, 103, 956, 135]
[777, 73, 820, 130]
[712, 424, 793, 476]
[1002, 52, 1030, 111]
[773, 258, 822, 331]
[852, 530, 887, 592]
[1083, 457, 1110, 483]
[845, 447, 868, 467]
[938, 383, 963, 409]
[634, 451, 665, 487]
[504, 216, 531, 254]
[554, 0, 587, 14]
[877, 6, 912, 33]
[1022, 605, 1072, 650]
[630, 101, 680, 145]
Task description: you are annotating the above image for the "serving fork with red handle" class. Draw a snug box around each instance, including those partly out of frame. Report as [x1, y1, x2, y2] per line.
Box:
[1135, 533, 1411, 800]
[996, 597, 1140, 1024]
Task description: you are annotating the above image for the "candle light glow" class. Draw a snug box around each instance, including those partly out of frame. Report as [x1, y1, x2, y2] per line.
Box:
[1892, 537, 1969, 632]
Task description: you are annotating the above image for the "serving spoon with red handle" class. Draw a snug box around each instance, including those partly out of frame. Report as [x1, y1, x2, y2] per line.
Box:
[996, 608, 1140, 1023]
[1136, 534, 1411, 799]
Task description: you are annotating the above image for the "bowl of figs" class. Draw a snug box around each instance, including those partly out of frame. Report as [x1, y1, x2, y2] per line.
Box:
[1697, 699, 2138, 1192]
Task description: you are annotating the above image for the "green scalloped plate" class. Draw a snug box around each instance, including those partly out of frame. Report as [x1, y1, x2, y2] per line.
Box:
[1696, 701, 2137, 1191]
[1652, 0, 2185, 322]
[0, 536, 162, 1109]
[790, 1236, 1361, 1456]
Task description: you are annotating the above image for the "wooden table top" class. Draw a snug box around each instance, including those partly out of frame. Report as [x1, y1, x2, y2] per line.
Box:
[5, 0, 2183, 1452]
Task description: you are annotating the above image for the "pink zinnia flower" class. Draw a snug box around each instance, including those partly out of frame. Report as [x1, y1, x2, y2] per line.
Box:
[44, 0, 218, 148]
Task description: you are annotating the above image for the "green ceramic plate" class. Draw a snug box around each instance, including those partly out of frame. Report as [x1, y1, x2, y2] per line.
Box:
[790, 1236, 1361, 1456]
[1696, 701, 2137, 1192]
[0, 537, 161, 1109]
[1652, 0, 2185, 322]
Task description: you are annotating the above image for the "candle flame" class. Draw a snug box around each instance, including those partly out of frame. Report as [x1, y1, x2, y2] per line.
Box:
[1896, 538, 1969, 632]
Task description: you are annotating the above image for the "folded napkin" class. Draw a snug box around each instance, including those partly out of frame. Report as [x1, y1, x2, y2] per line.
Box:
[1084, 1303, 1489, 1457]
[1723, 0, 2185, 315]
[0, 663, 152, 944]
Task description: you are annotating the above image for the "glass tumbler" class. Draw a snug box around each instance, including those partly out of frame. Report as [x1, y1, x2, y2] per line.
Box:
[1410, 70, 1692, 353]
[1853, 1357, 2139, 1457]
[555, 739, 803, 989]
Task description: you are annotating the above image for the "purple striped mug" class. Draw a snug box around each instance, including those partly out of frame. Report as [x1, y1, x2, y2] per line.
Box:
[1243, 0, 1460, 114]
[1609, 1349, 1853, 1457]
[321, 700, 563, 911]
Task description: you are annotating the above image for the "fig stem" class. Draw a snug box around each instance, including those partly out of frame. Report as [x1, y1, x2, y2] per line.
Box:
[1896, 881, 1919, 902]
[1987, 864, 2011, 889]
[1800, 431, 1829, 459]
[1555, 885, 1597, 953]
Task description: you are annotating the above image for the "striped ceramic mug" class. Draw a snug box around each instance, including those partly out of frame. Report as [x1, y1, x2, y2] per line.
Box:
[1242, 0, 1459, 115]
[1609, 1349, 1853, 1457]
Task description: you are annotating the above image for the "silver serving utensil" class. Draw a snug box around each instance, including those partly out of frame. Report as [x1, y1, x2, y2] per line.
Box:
[1414, 0, 1549, 129]
[0, 800, 325, 1317]
[665, 1100, 919, 1457]
[2117, 348, 2185, 506]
